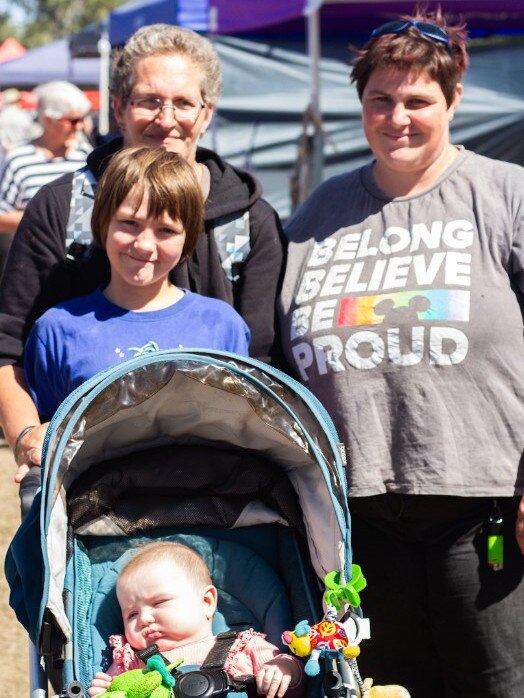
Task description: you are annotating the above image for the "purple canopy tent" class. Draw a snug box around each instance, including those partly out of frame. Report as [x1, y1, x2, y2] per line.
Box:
[208, 0, 524, 36]
[108, 1, 524, 117]
[109, 0, 524, 43]
[109, 0, 304, 43]
[0, 37, 99, 87]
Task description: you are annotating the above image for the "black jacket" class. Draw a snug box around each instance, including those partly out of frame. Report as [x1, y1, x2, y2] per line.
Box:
[0, 138, 287, 367]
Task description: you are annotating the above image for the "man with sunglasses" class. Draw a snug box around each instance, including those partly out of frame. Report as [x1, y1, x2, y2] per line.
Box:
[0, 80, 91, 242]
[280, 9, 524, 698]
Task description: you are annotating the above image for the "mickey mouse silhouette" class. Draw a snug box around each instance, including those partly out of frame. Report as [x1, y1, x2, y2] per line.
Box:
[374, 295, 430, 323]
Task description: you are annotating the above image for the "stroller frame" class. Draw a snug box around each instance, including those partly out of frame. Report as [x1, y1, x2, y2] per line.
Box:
[7, 350, 360, 697]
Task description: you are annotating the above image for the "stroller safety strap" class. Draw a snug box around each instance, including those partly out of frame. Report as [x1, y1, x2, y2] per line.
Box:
[186, 631, 255, 695]
[137, 632, 255, 698]
[135, 631, 238, 669]
[201, 630, 239, 668]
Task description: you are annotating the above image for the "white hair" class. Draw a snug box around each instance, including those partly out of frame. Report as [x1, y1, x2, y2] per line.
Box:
[34, 81, 91, 120]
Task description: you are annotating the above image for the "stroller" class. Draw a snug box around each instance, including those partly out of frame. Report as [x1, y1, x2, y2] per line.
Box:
[6, 350, 368, 698]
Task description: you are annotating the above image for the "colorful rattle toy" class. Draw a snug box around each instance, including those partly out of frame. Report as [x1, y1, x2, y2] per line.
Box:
[281, 564, 367, 677]
[282, 611, 360, 677]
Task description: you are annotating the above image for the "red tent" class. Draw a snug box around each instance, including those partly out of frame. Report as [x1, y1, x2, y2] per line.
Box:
[0, 37, 26, 64]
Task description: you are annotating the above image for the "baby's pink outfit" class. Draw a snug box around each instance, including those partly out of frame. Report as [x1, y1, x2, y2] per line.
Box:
[107, 630, 302, 693]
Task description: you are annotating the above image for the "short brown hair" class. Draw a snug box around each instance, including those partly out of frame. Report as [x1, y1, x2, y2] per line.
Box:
[351, 8, 469, 106]
[118, 541, 212, 589]
[91, 146, 204, 264]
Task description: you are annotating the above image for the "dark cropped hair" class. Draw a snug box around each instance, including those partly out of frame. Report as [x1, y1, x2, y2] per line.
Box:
[351, 8, 469, 106]
[91, 146, 203, 264]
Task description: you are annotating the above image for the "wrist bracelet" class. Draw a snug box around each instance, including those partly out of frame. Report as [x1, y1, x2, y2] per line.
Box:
[13, 425, 36, 463]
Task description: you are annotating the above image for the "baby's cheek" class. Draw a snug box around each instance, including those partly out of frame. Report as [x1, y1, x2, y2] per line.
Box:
[125, 625, 142, 647]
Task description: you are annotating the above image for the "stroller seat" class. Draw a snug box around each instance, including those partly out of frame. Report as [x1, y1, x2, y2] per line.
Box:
[75, 528, 314, 688]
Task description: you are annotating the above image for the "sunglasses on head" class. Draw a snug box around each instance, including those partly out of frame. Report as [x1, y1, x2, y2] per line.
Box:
[370, 20, 452, 54]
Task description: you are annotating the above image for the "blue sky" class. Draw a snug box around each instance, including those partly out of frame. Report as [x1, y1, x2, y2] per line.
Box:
[0, 2, 26, 28]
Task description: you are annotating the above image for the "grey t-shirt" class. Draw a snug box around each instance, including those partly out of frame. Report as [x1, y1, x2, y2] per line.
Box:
[280, 149, 524, 497]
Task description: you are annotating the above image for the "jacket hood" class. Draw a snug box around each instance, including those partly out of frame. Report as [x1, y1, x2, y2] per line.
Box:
[87, 136, 123, 179]
[196, 146, 263, 222]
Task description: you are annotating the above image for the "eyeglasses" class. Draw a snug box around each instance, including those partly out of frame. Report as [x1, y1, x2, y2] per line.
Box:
[370, 20, 452, 54]
[58, 116, 85, 126]
[129, 96, 205, 122]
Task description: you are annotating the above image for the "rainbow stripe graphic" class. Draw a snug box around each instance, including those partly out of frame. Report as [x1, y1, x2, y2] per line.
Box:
[337, 289, 470, 327]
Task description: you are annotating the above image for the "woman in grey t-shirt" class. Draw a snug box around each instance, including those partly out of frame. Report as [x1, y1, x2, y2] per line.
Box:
[280, 8, 524, 698]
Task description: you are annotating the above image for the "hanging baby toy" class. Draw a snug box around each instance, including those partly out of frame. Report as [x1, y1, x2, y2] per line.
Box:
[281, 566, 410, 698]
[281, 565, 368, 678]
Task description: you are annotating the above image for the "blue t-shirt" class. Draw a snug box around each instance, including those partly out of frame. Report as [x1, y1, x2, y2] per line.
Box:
[25, 288, 250, 420]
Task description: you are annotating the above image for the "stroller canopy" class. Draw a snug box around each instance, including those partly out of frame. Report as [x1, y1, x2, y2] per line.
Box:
[8, 351, 352, 647]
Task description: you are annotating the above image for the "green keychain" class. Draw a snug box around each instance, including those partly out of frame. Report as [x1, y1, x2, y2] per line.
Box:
[487, 500, 504, 571]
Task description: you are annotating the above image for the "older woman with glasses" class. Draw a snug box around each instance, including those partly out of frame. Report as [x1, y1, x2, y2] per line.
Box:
[280, 9, 524, 698]
[0, 24, 286, 483]
[0, 80, 92, 270]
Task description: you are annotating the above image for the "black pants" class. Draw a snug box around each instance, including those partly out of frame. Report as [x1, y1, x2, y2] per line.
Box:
[350, 494, 524, 698]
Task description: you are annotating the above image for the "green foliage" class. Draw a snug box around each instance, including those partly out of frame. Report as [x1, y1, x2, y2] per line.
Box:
[0, 12, 23, 44]
[15, 0, 122, 48]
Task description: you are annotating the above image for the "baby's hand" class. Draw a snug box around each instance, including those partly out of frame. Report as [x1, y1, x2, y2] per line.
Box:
[88, 672, 113, 696]
[256, 657, 298, 698]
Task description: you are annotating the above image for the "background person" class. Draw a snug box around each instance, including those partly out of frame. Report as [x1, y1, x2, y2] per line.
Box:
[88, 541, 302, 698]
[279, 10, 524, 698]
[0, 24, 286, 482]
[24, 146, 250, 423]
[0, 80, 92, 236]
[0, 88, 38, 164]
[0, 87, 39, 277]
[0, 80, 91, 281]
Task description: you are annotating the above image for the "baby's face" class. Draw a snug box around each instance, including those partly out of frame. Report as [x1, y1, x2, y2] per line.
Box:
[117, 559, 215, 651]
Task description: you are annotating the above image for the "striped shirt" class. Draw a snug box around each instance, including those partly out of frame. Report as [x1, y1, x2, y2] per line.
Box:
[0, 140, 92, 213]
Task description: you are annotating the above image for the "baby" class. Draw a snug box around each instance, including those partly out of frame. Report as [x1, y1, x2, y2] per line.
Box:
[88, 541, 303, 698]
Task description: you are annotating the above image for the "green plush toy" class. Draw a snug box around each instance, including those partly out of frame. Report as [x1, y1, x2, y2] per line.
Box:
[99, 655, 183, 698]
